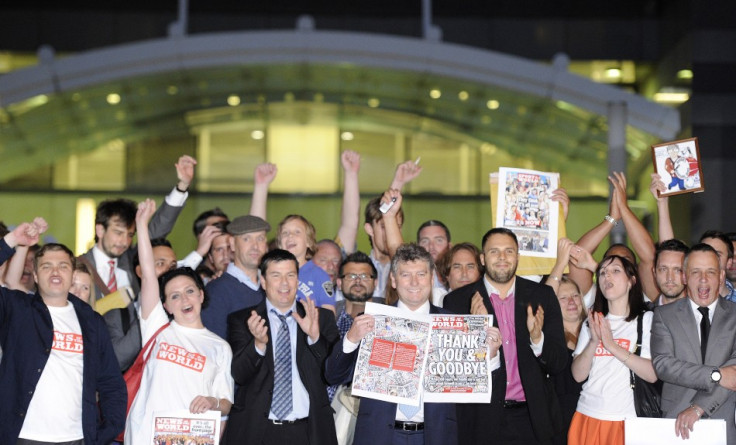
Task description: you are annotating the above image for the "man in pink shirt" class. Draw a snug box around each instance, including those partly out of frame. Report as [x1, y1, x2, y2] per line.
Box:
[444, 227, 567, 445]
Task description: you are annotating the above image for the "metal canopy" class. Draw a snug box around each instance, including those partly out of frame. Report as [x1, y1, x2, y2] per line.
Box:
[0, 29, 680, 189]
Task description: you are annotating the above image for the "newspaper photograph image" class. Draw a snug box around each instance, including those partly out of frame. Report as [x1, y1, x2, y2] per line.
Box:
[351, 302, 432, 406]
[496, 167, 560, 259]
[150, 410, 221, 445]
[424, 314, 493, 403]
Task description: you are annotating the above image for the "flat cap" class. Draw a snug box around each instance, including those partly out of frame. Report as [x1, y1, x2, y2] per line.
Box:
[227, 215, 271, 235]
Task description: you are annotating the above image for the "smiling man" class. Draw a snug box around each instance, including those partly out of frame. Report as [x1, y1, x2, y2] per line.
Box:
[326, 244, 467, 445]
[0, 221, 126, 445]
[651, 243, 736, 444]
[443, 227, 567, 445]
[225, 249, 339, 445]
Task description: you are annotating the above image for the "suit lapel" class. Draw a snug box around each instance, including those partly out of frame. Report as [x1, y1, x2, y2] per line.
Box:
[706, 299, 735, 363]
[257, 302, 275, 372]
[674, 299, 702, 362]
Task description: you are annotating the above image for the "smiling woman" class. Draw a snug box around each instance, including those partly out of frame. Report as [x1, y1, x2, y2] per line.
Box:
[123, 199, 234, 445]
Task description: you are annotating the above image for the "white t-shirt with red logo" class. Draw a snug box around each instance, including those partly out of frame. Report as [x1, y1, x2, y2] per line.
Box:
[19, 301, 85, 442]
[573, 311, 653, 421]
[124, 302, 234, 445]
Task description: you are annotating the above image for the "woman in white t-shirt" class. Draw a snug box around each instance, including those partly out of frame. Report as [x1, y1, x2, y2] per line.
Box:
[568, 255, 658, 445]
[124, 199, 234, 445]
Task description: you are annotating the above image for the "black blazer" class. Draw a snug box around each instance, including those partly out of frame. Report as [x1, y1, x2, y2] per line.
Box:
[325, 303, 458, 445]
[224, 300, 340, 445]
[443, 276, 567, 444]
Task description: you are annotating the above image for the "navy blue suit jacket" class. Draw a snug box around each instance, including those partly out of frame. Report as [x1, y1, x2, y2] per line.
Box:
[0, 240, 127, 445]
[325, 303, 458, 445]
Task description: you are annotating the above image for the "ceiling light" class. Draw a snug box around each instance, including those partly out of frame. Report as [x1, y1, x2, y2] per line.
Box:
[677, 69, 693, 80]
[429, 89, 441, 99]
[368, 98, 380, 108]
[167, 85, 178, 95]
[458, 91, 469, 101]
[486, 100, 500, 110]
[227, 95, 241, 106]
[605, 68, 622, 79]
[653, 91, 689, 104]
[341, 131, 354, 141]
[106, 93, 121, 105]
[251, 130, 265, 140]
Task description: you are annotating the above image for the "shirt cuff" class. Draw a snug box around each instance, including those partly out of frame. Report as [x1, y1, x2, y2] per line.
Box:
[530, 332, 544, 357]
[255, 343, 266, 356]
[489, 350, 501, 372]
[342, 336, 360, 353]
[165, 186, 188, 207]
[178, 251, 203, 270]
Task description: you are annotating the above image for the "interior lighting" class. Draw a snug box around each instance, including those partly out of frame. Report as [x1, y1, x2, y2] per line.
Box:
[486, 100, 500, 110]
[429, 89, 441, 99]
[106, 93, 121, 105]
[341, 131, 354, 141]
[227, 95, 241, 106]
[251, 130, 265, 140]
[458, 91, 469, 101]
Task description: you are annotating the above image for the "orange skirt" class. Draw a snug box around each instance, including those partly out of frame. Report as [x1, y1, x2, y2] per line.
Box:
[568, 411, 625, 445]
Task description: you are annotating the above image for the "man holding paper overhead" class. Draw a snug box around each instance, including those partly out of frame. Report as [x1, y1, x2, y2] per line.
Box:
[651, 243, 736, 444]
[326, 243, 498, 445]
[443, 227, 567, 445]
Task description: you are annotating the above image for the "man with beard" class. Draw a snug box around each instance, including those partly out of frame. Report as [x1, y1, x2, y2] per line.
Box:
[443, 227, 567, 445]
[327, 251, 384, 398]
[334, 251, 385, 326]
[326, 251, 385, 442]
[653, 239, 689, 306]
[80, 155, 195, 301]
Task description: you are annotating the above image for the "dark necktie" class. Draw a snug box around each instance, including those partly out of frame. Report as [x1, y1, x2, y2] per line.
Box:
[698, 306, 710, 363]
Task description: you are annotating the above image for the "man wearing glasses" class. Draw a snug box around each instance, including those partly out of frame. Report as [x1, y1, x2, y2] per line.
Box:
[334, 251, 385, 328]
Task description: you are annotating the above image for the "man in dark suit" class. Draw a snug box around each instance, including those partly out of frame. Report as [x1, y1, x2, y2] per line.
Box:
[443, 227, 567, 445]
[651, 243, 736, 444]
[225, 249, 339, 445]
[326, 243, 475, 445]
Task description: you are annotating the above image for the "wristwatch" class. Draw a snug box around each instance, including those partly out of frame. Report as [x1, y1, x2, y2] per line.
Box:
[711, 369, 722, 383]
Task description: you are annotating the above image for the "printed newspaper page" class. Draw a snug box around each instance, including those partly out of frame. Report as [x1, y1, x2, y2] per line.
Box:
[495, 167, 560, 259]
[424, 314, 494, 403]
[351, 302, 432, 406]
[150, 410, 221, 445]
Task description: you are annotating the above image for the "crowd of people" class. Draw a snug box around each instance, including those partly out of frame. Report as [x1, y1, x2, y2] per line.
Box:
[3, 151, 736, 445]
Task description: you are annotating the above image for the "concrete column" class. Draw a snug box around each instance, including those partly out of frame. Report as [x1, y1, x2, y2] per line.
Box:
[608, 101, 627, 245]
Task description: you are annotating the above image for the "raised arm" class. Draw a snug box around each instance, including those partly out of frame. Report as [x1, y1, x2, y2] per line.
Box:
[549, 187, 570, 221]
[545, 238, 573, 294]
[610, 172, 658, 300]
[389, 159, 422, 191]
[136, 199, 160, 320]
[381, 189, 404, 258]
[649, 173, 675, 241]
[249, 162, 277, 219]
[1, 218, 47, 267]
[4, 245, 30, 291]
[336, 150, 361, 254]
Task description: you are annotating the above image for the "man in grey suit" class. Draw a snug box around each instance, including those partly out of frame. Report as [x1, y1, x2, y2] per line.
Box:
[651, 243, 736, 443]
[79, 154, 195, 370]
